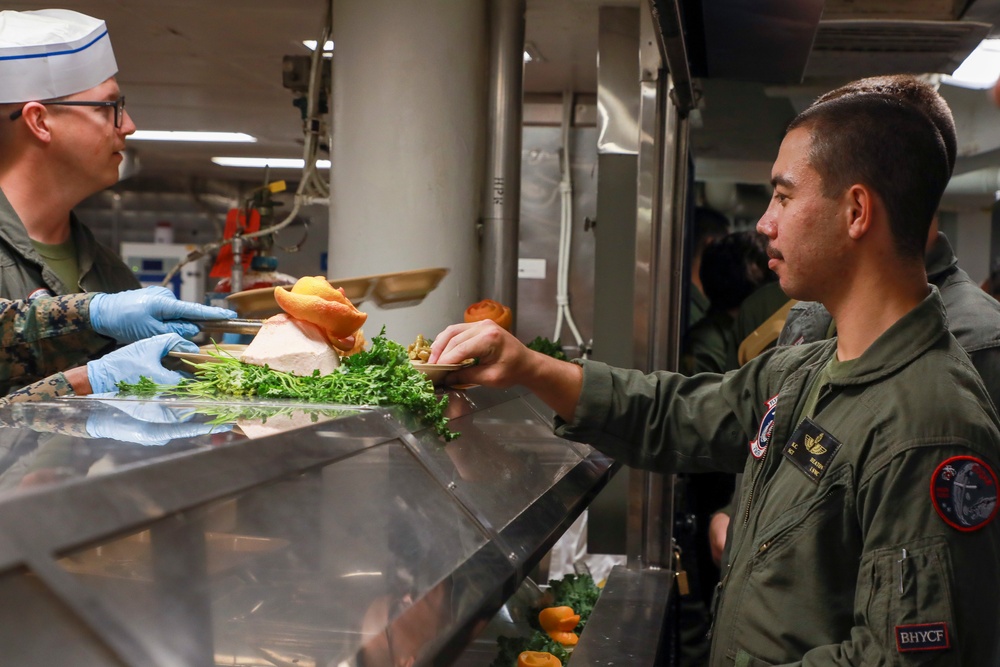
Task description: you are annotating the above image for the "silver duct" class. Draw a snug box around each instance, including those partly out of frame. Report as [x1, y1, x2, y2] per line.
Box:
[481, 0, 525, 323]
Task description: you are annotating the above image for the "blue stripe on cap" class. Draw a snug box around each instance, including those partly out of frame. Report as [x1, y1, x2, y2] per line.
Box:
[0, 29, 108, 62]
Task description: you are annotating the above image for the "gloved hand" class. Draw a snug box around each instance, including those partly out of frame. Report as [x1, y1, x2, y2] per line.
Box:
[90, 286, 237, 343]
[86, 401, 232, 446]
[86, 333, 198, 394]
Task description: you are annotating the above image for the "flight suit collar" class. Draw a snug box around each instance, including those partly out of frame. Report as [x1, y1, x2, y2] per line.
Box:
[925, 232, 959, 283]
[823, 285, 947, 387]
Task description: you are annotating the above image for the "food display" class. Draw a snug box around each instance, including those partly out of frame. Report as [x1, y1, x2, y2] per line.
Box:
[490, 573, 601, 666]
[120, 277, 457, 440]
[464, 298, 513, 331]
[407, 334, 432, 362]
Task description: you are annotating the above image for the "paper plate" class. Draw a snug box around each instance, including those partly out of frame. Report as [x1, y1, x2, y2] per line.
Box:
[411, 362, 464, 384]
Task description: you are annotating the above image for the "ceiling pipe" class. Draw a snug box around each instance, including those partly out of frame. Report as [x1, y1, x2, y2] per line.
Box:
[945, 168, 1000, 196]
[480, 0, 526, 324]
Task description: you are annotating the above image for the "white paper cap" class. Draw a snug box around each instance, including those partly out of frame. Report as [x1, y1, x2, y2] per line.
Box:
[0, 9, 118, 104]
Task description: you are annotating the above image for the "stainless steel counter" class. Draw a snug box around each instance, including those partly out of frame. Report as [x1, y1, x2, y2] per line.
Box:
[0, 386, 616, 666]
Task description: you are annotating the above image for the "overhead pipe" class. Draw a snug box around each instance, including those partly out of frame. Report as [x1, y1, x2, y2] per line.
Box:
[945, 168, 1000, 197]
[480, 0, 526, 325]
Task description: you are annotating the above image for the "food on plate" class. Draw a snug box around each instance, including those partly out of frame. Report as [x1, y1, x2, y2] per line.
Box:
[464, 298, 512, 331]
[407, 334, 432, 362]
[118, 330, 458, 441]
[333, 328, 366, 356]
[274, 275, 367, 340]
[239, 314, 341, 376]
[517, 651, 561, 667]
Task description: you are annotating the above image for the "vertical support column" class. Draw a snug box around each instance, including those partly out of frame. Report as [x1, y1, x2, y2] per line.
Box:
[481, 0, 526, 320]
[329, 0, 487, 340]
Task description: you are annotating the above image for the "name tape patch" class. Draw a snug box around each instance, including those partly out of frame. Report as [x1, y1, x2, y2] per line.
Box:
[782, 418, 842, 484]
[895, 622, 950, 653]
[930, 455, 998, 531]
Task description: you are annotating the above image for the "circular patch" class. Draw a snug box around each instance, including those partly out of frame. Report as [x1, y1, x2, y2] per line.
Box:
[749, 395, 778, 459]
[930, 456, 998, 532]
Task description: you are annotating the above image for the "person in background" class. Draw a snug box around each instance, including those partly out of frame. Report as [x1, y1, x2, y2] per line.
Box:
[430, 80, 1000, 663]
[687, 207, 730, 329]
[682, 230, 773, 376]
[677, 229, 774, 667]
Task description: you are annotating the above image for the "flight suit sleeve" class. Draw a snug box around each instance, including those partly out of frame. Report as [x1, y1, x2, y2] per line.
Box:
[553, 358, 770, 475]
[790, 445, 1000, 666]
[0, 294, 114, 394]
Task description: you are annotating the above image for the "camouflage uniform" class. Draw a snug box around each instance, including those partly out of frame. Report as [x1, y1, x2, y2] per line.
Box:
[556, 288, 1000, 664]
[0, 293, 113, 403]
[0, 188, 139, 299]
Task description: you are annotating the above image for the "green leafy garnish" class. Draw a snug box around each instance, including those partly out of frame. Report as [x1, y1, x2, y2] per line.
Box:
[527, 336, 568, 361]
[117, 329, 458, 440]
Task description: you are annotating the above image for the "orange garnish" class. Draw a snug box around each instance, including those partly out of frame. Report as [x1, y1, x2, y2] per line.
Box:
[547, 631, 579, 647]
[464, 298, 512, 331]
[274, 276, 367, 340]
[538, 606, 580, 633]
[517, 651, 561, 667]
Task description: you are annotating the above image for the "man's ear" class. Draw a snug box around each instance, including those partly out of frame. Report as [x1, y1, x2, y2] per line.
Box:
[845, 183, 874, 241]
[18, 102, 53, 144]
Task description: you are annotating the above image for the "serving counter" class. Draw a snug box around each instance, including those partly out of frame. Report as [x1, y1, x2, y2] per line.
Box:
[0, 385, 618, 666]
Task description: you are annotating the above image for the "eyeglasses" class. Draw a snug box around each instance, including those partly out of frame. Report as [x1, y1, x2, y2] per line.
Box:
[9, 95, 126, 129]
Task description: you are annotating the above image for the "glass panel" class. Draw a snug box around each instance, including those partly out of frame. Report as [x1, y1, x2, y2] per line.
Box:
[56, 439, 490, 665]
[411, 397, 588, 534]
[0, 566, 124, 666]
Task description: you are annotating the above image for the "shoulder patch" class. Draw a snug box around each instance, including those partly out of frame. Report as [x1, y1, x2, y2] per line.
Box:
[749, 394, 778, 459]
[930, 455, 998, 532]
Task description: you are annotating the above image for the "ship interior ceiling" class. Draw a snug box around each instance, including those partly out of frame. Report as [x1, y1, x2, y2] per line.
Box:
[0, 0, 997, 288]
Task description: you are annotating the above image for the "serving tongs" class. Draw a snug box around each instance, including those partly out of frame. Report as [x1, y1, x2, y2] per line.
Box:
[195, 318, 265, 335]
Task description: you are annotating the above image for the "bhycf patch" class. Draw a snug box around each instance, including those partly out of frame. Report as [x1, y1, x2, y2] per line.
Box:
[930, 455, 998, 531]
[895, 622, 950, 653]
[782, 418, 842, 483]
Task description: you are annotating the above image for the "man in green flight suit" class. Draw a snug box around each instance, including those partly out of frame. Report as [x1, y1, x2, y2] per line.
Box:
[429, 82, 1000, 664]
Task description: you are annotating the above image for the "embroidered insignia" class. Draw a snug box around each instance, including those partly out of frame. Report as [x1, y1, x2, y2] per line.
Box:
[27, 287, 53, 302]
[749, 394, 778, 459]
[782, 418, 842, 483]
[930, 455, 998, 531]
[895, 622, 950, 652]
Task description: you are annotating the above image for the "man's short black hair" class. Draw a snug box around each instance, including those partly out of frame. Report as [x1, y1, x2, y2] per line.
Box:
[788, 93, 950, 260]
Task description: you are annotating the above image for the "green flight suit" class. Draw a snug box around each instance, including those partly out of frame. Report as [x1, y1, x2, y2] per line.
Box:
[0, 188, 139, 300]
[556, 288, 1000, 665]
[0, 293, 108, 404]
[683, 309, 738, 376]
[779, 233, 1000, 408]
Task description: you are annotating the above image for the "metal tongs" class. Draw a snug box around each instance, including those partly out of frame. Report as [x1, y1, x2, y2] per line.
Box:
[195, 318, 265, 335]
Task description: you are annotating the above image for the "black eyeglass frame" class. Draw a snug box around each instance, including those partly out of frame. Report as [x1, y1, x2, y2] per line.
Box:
[8, 95, 126, 129]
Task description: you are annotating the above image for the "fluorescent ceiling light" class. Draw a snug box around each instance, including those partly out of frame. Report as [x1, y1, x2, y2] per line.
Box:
[303, 39, 334, 56]
[524, 42, 543, 64]
[943, 39, 1000, 89]
[130, 131, 257, 143]
[212, 157, 331, 169]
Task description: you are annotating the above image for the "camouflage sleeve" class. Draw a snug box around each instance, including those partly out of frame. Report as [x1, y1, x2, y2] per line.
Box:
[0, 372, 76, 408]
[0, 294, 115, 395]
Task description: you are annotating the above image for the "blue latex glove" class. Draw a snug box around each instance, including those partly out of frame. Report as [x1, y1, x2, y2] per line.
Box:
[86, 333, 198, 394]
[86, 401, 232, 446]
[90, 286, 237, 343]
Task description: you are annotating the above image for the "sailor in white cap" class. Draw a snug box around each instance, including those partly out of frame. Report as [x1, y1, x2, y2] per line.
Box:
[0, 8, 139, 303]
[0, 9, 237, 401]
